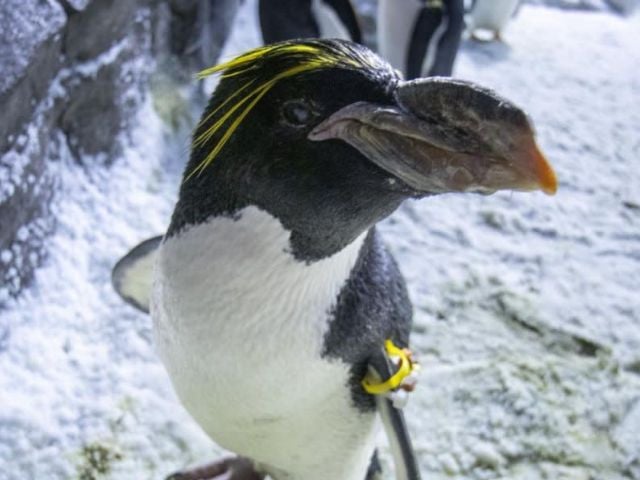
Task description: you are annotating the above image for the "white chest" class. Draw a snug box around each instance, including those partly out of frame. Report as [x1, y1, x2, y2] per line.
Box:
[151, 207, 377, 480]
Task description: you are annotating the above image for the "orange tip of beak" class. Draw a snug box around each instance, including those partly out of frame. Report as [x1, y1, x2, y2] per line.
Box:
[531, 142, 558, 195]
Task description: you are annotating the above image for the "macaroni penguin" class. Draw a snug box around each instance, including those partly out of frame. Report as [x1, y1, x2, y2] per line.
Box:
[112, 39, 556, 480]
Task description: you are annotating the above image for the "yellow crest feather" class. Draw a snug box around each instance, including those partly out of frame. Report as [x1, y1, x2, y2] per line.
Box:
[187, 40, 386, 179]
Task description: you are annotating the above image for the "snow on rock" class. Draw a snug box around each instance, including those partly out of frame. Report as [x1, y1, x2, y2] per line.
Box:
[0, 2, 639, 480]
[0, 0, 66, 95]
[0, 0, 65, 154]
[0, 1, 159, 307]
[0, 122, 56, 308]
[1, 0, 245, 306]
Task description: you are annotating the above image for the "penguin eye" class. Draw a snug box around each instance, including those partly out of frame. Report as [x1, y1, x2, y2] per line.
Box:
[282, 100, 314, 127]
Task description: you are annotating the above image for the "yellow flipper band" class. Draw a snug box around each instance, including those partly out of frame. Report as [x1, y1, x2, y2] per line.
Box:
[362, 339, 417, 395]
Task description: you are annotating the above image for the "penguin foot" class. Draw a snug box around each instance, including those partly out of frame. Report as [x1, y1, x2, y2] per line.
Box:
[470, 31, 487, 43]
[470, 30, 496, 43]
[166, 457, 265, 480]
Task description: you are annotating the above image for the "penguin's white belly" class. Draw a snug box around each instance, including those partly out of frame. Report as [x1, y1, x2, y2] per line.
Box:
[468, 0, 519, 32]
[377, 0, 423, 75]
[152, 207, 376, 480]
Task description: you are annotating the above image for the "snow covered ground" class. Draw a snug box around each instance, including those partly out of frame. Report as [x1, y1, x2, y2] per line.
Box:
[1, 2, 639, 479]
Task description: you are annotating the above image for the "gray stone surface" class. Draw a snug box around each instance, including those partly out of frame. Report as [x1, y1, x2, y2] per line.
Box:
[0, 0, 66, 154]
[0, 0, 240, 306]
[165, 0, 241, 73]
[0, 0, 65, 304]
[0, 0, 160, 306]
[64, 0, 141, 61]
[60, 4, 153, 158]
[0, 0, 66, 94]
[0, 128, 56, 305]
[0, 0, 244, 305]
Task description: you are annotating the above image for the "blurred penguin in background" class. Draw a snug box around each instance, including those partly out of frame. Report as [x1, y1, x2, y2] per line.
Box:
[169, 0, 243, 72]
[378, 0, 464, 80]
[466, 0, 521, 42]
[259, 0, 362, 44]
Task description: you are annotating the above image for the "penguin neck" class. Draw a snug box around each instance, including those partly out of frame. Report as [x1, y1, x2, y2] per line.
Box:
[167, 174, 247, 240]
[167, 168, 404, 263]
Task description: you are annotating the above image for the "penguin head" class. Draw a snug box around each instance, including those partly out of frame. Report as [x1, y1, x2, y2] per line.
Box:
[172, 40, 556, 260]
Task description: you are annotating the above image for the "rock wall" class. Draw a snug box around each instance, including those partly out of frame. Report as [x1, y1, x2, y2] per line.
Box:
[0, 0, 151, 306]
[0, 0, 238, 307]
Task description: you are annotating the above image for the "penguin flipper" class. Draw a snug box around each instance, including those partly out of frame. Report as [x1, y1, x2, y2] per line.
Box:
[111, 236, 163, 314]
[378, 396, 421, 480]
[367, 351, 422, 480]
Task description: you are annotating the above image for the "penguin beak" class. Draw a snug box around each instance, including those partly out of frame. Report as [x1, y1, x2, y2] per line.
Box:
[309, 78, 557, 196]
